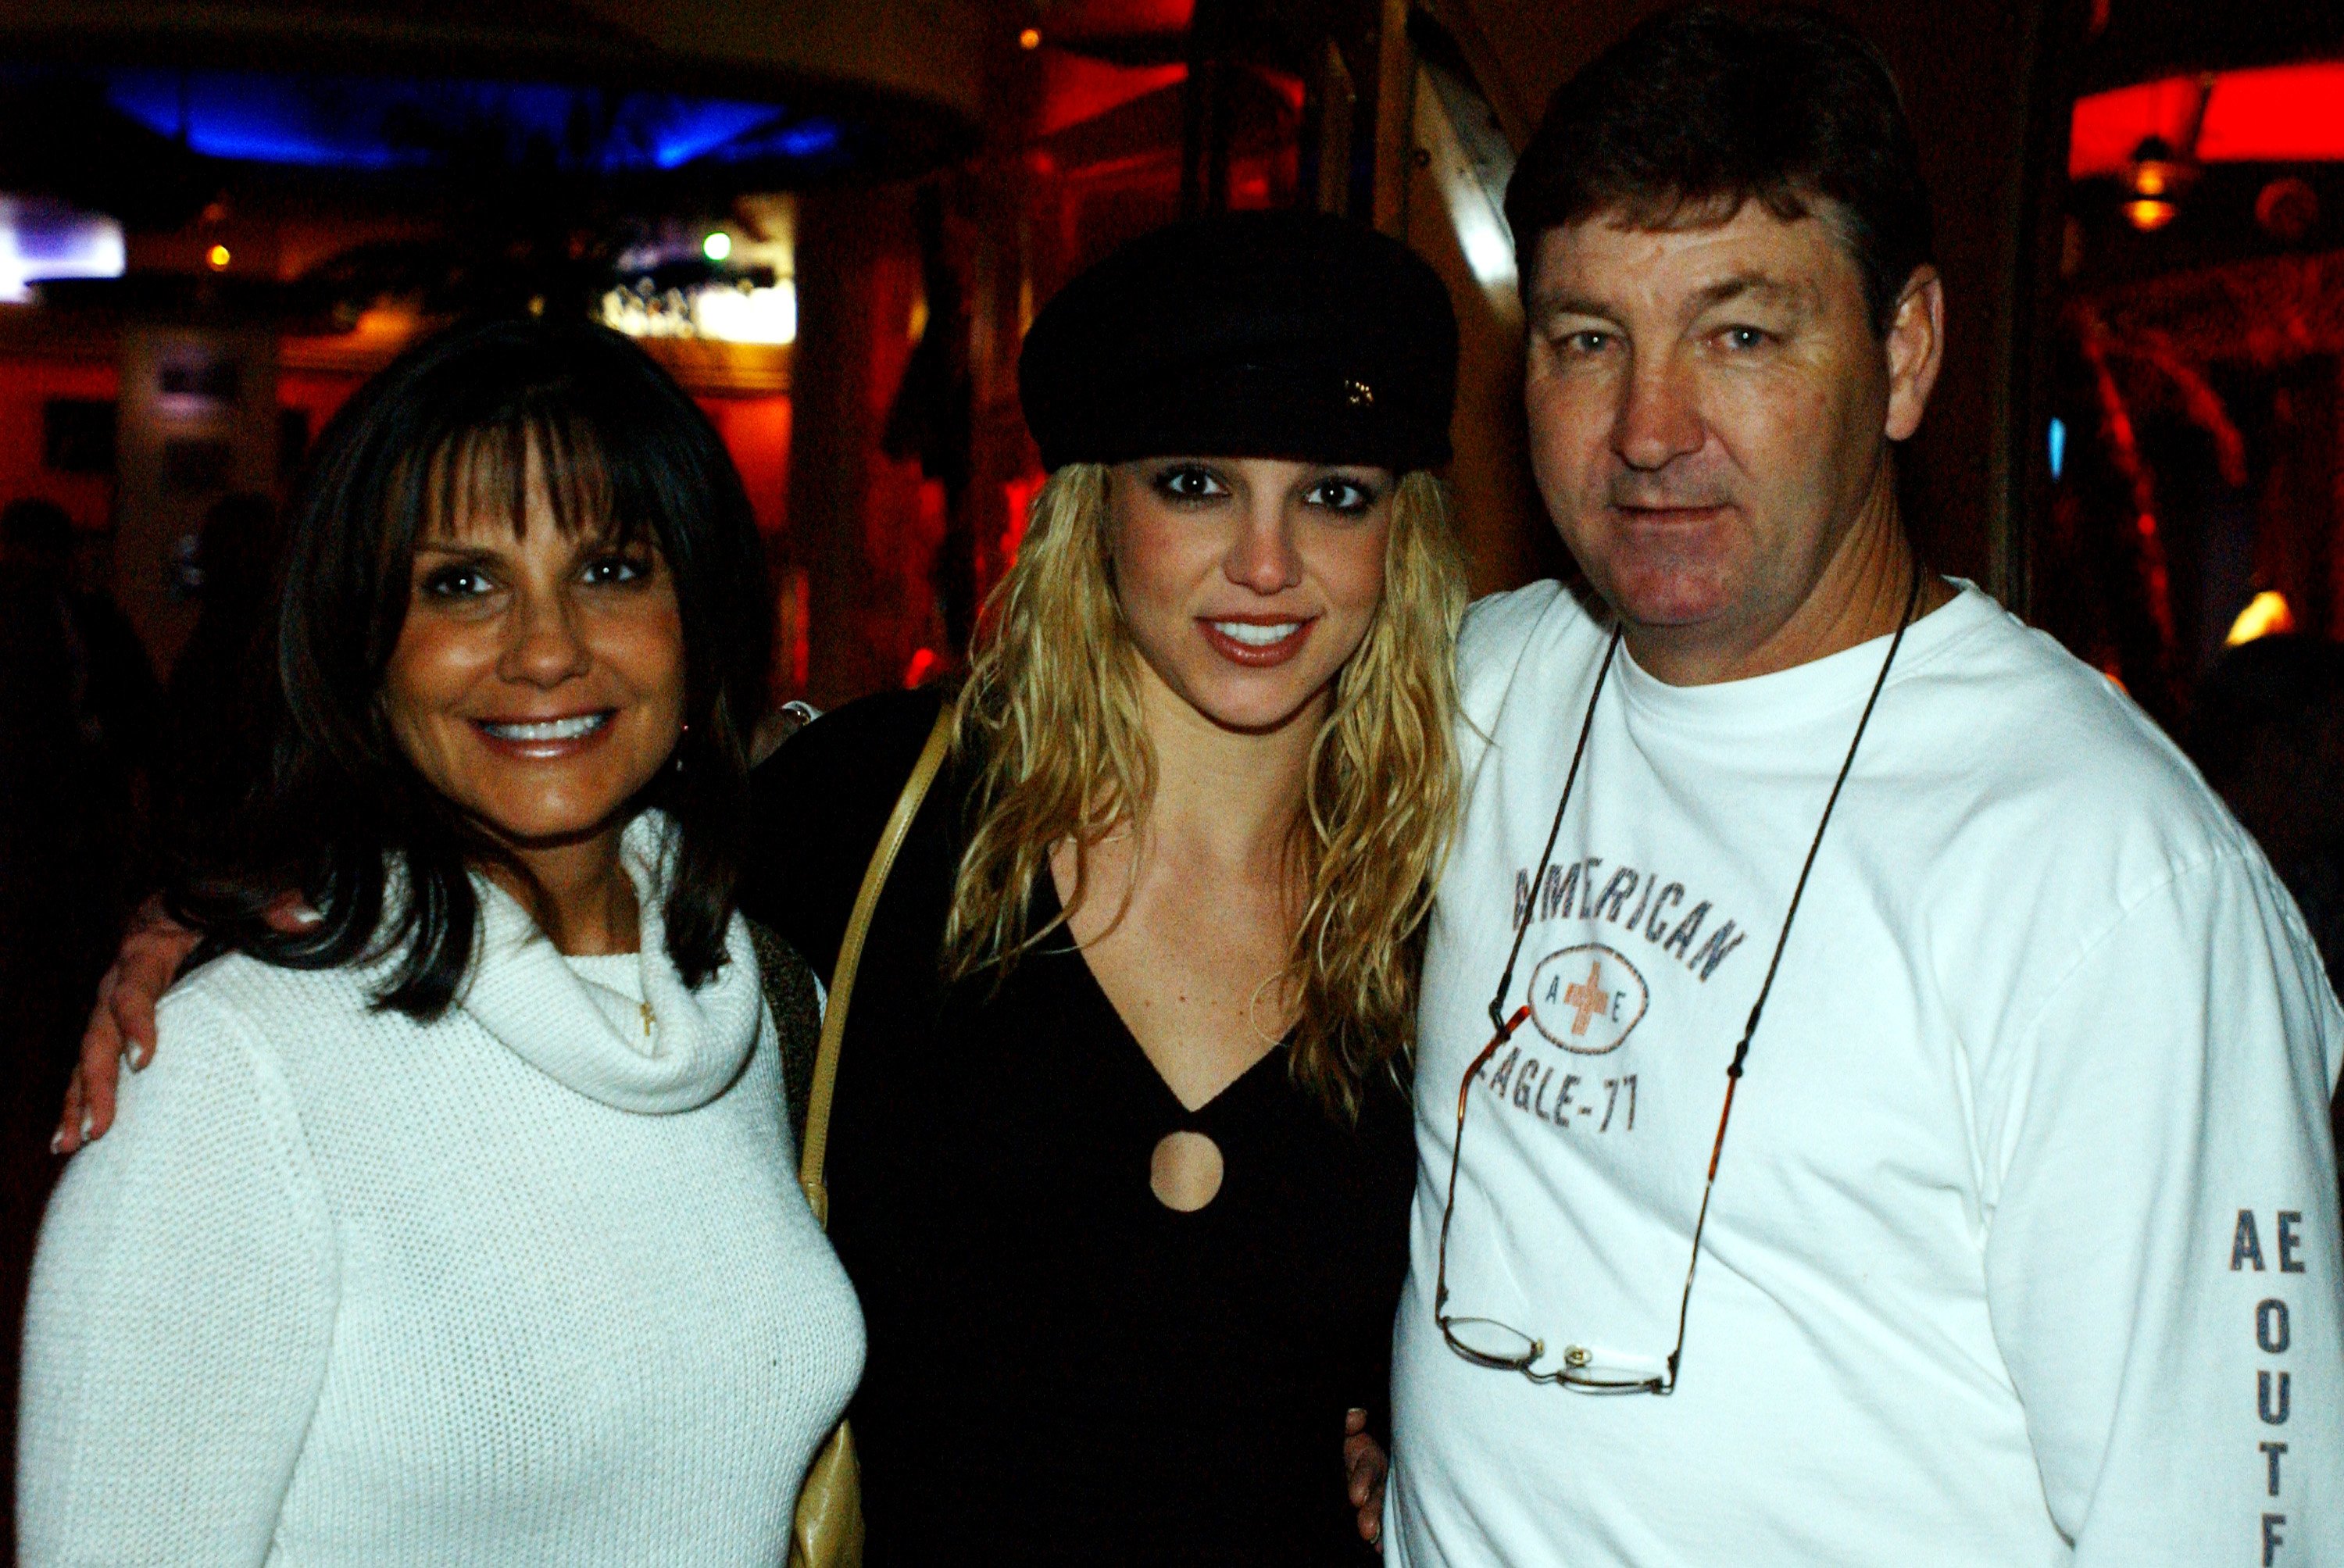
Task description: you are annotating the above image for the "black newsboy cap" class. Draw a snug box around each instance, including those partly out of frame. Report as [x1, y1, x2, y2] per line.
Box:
[1018, 210, 1458, 474]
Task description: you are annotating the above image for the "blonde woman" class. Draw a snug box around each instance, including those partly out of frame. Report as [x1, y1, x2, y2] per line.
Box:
[746, 213, 1462, 1564]
[60, 212, 1463, 1565]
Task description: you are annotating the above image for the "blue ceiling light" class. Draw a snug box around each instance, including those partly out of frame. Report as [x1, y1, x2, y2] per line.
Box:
[104, 68, 405, 168]
[664, 113, 846, 166]
[91, 67, 845, 177]
[773, 120, 844, 159]
[764, 120, 849, 159]
[647, 102, 793, 169]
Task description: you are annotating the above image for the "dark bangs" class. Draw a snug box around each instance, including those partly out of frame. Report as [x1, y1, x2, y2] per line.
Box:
[170, 315, 774, 1017]
[419, 402, 647, 555]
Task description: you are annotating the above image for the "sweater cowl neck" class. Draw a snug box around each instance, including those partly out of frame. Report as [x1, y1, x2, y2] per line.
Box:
[456, 811, 759, 1113]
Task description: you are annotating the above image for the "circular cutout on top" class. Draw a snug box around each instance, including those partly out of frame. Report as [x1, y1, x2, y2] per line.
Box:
[1149, 1130, 1225, 1212]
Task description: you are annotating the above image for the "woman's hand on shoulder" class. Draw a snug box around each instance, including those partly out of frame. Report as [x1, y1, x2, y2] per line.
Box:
[1345, 1406, 1388, 1553]
[55, 893, 315, 1154]
[55, 898, 196, 1154]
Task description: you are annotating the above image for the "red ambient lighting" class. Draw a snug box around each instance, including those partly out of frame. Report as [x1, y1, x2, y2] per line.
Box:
[2071, 64, 2344, 180]
[1036, 55, 1186, 138]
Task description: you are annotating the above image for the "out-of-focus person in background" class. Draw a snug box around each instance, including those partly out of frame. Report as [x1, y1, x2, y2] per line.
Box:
[2191, 634, 2344, 991]
[0, 498, 155, 1109]
[19, 316, 863, 1565]
[151, 491, 283, 873]
[0, 496, 158, 1509]
[2190, 632, 2344, 1164]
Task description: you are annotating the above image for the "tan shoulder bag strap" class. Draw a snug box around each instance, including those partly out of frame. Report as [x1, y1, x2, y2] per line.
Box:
[797, 702, 956, 1227]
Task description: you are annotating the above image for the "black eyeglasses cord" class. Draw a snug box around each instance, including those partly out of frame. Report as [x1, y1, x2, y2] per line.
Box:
[1478, 565, 1927, 1376]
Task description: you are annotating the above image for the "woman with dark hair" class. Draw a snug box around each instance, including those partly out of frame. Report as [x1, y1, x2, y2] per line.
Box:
[150, 491, 283, 871]
[20, 316, 863, 1564]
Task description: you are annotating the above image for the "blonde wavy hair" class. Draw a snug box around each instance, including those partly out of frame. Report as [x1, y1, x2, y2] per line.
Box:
[944, 461, 1467, 1119]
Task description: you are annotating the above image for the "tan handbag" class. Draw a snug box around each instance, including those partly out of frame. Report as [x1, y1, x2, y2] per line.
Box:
[789, 702, 956, 1568]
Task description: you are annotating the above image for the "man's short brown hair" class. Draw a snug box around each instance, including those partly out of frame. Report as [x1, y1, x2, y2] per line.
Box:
[1504, 5, 1935, 334]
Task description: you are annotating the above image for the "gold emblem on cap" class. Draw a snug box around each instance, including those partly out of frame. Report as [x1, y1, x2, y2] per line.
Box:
[1344, 377, 1374, 406]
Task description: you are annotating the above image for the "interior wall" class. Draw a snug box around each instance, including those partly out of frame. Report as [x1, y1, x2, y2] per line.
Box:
[0, 355, 115, 534]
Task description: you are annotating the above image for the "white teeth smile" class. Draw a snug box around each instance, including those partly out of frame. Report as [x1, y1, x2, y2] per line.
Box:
[479, 713, 610, 742]
[1211, 620, 1305, 646]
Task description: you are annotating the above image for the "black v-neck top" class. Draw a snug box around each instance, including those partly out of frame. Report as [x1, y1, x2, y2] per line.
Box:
[744, 689, 1414, 1566]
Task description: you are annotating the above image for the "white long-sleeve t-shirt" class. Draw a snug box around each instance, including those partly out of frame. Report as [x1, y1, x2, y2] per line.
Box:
[1389, 582, 2343, 1566]
[19, 817, 863, 1565]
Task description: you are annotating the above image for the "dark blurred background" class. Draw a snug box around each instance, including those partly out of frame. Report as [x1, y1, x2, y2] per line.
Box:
[0, 0, 2340, 1549]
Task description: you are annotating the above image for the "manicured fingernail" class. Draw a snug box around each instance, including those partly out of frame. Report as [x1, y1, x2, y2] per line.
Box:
[129, 1044, 151, 1070]
[78, 1112, 93, 1143]
[49, 1130, 66, 1155]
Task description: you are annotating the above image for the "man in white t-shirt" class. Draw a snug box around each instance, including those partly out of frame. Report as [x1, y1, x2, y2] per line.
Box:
[1385, 9, 2343, 1565]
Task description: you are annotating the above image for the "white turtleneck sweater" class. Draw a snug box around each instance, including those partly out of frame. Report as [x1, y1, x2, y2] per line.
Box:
[19, 817, 865, 1566]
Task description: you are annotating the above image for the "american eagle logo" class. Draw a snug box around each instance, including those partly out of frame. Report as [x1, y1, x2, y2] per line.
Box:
[1527, 944, 1649, 1055]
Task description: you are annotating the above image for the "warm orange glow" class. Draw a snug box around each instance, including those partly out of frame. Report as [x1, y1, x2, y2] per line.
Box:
[205, 244, 231, 270]
[2073, 64, 2344, 180]
[2124, 198, 2177, 231]
[351, 303, 419, 335]
[1019, 27, 1042, 49]
[2226, 591, 2296, 647]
